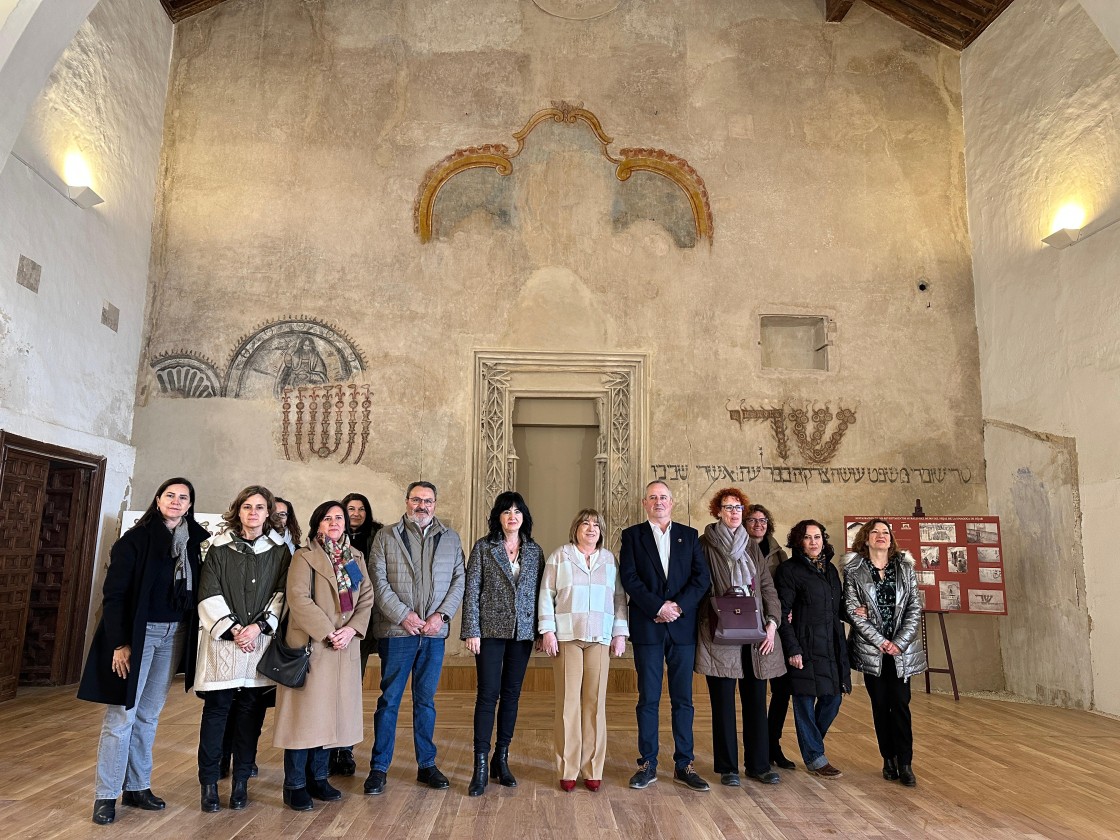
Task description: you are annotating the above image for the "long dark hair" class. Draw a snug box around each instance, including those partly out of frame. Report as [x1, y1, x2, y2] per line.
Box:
[342, 492, 383, 542]
[486, 490, 534, 541]
[275, 496, 302, 547]
[786, 518, 834, 562]
[220, 485, 282, 536]
[308, 500, 345, 544]
[131, 477, 197, 531]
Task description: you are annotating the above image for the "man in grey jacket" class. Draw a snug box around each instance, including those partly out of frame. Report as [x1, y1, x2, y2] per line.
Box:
[363, 481, 465, 795]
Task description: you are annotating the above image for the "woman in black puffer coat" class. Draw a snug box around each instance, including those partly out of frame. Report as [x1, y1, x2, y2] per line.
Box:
[774, 520, 850, 780]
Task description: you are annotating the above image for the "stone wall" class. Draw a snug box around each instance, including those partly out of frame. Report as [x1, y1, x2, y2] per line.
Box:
[963, 0, 1120, 711]
[133, 0, 1001, 686]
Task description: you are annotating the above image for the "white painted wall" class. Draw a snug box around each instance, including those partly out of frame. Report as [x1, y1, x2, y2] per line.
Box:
[964, 0, 1120, 713]
[0, 0, 172, 646]
[0, 0, 100, 175]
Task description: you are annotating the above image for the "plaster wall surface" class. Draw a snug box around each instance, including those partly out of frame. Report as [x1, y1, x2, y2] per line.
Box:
[963, 0, 1120, 712]
[0, 0, 100, 175]
[0, 0, 172, 647]
[135, 0, 1000, 686]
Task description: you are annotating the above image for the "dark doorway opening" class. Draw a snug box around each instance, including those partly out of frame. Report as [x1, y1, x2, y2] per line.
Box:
[0, 432, 105, 701]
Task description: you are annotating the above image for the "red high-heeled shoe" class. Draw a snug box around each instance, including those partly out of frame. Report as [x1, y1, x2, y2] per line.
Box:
[559, 779, 577, 792]
[584, 779, 601, 792]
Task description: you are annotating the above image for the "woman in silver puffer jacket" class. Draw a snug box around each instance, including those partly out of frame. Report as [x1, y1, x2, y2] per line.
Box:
[843, 519, 927, 788]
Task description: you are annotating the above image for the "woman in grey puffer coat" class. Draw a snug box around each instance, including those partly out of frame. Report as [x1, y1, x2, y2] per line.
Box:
[843, 518, 927, 788]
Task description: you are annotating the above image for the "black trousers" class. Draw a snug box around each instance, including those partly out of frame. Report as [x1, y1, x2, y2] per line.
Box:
[767, 671, 793, 759]
[473, 638, 533, 753]
[705, 647, 769, 777]
[863, 655, 914, 764]
[197, 686, 270, 784]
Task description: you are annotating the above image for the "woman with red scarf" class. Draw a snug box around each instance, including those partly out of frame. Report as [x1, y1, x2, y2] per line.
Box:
[272, 501, 373, 811]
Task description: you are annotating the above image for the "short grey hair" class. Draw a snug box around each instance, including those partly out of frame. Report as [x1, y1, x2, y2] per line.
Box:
[644, 480, 672, 498]
[406, 480, 438, 500]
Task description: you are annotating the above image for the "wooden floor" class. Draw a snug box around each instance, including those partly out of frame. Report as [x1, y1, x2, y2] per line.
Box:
[1, 682, 1118, 840]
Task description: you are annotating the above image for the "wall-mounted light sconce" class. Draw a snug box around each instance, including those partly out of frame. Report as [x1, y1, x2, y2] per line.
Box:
[1042, 227, 1080, 248]
[63, 150, 103, 209]
[66, 185, 103, 209]
[1042, 201, 1120, 249]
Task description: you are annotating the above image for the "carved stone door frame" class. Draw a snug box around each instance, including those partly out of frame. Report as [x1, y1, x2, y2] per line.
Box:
[471, 351, 647, 550]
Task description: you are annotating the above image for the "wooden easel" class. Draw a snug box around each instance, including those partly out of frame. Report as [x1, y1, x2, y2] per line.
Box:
[921, 610, 959, 701]
[911, 497, 959, 701]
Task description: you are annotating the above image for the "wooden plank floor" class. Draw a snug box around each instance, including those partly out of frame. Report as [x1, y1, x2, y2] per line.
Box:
[1, 682, 1118, 839]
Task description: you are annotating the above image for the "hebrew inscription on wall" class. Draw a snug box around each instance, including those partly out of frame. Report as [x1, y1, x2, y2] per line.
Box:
[728, 400, 856, 464]
[649, 462, 974, 486]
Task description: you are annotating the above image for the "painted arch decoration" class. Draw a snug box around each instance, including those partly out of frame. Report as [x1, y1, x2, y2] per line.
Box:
[415, 102, 714, 247]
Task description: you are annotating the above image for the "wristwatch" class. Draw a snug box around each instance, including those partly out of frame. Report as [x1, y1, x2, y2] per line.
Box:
[440, 613, 450, 623]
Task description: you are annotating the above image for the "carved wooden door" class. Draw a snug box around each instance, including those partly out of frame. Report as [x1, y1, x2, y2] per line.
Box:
[0, 451, 49, 700]
[20, 467, 82, 685]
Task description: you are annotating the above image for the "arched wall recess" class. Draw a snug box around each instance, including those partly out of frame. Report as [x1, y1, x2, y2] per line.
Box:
[415, 102, 714, 246]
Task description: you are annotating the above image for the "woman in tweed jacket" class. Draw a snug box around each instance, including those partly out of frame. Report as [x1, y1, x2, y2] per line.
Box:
[461, 490, 544, 796]
[539, 508, 628, 791]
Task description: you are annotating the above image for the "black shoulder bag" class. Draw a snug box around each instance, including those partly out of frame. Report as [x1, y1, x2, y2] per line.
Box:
[256, 564, 315, 688]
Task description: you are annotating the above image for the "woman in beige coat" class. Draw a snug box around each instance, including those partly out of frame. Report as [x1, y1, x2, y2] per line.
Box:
[695, 488, 786, 787]
[273, 500, 373, 812]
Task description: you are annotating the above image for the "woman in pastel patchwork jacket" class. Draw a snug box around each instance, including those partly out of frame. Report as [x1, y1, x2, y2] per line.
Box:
[538, 508, 628, 792]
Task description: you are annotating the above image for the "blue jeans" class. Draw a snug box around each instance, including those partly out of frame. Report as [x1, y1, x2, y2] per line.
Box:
[791, 693, 843, 770]
[93, 622, 184, 800]
[284, 747, 329, 789]
[632, 638, 696, 771]
[370, 635, 444, 771]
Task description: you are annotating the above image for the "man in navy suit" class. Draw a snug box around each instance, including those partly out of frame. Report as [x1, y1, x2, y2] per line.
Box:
[619, 480, 712, 791]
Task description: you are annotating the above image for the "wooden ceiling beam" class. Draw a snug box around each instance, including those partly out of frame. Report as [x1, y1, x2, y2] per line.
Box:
[860, 0, 968, 49]
[160, 0, 228, 22]
[825, 0, 856, 23]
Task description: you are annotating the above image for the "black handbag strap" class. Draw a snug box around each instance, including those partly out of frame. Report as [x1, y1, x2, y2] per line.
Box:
[274, 560, 316, 642]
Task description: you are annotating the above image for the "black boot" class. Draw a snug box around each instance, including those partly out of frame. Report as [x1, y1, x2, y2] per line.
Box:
[330, 747, 356, 776]
[283, 787, 313, 812]
[898, 764, 917, 787]
[882, 757, 900, 781]
[490, 746, 517, 787]
[468, 751, 488, 797]
[200, 783, 221, 813]
[230, 779, 248, 810]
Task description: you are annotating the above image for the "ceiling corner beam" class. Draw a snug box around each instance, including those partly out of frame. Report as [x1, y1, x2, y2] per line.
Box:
[825, 0, 856, 23]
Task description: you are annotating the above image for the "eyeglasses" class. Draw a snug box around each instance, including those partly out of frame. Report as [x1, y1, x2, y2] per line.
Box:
[408, 497, 435, 507]
[720, 504, 744, 512]
[746, 517, 768, 524]
[275, 511, 288, 519]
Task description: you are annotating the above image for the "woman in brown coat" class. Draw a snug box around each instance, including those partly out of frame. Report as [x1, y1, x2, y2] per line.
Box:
[273, 501, 373, 811]
[695, 488, 786, 787]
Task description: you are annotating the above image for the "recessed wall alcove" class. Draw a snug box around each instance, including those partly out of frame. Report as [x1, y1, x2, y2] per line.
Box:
[471, 351, 648, 551]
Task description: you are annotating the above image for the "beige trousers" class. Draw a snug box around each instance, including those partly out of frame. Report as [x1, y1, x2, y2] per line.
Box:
[553, 640, 611, 780]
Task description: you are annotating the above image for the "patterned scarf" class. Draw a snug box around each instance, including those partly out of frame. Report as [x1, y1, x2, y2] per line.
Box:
[319, 533, 356, 613]
[170, 519, 193, 611]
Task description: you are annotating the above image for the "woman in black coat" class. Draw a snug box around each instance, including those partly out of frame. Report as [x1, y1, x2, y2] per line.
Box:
[774, 519, 851, 780]
[78, 478, 210, 826]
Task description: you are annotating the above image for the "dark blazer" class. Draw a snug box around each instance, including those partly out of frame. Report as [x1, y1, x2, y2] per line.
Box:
[774, 548, 851, 697]
[77, 516, 209, 709]
[619, 520, 711, 646]
[460, 536, 544, 641]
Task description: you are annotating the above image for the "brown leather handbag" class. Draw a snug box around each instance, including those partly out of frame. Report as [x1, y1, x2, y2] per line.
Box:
[708, 585, 767, 645]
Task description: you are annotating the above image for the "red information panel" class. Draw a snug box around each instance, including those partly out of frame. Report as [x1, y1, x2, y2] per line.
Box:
[843, 516, 1007, 616]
